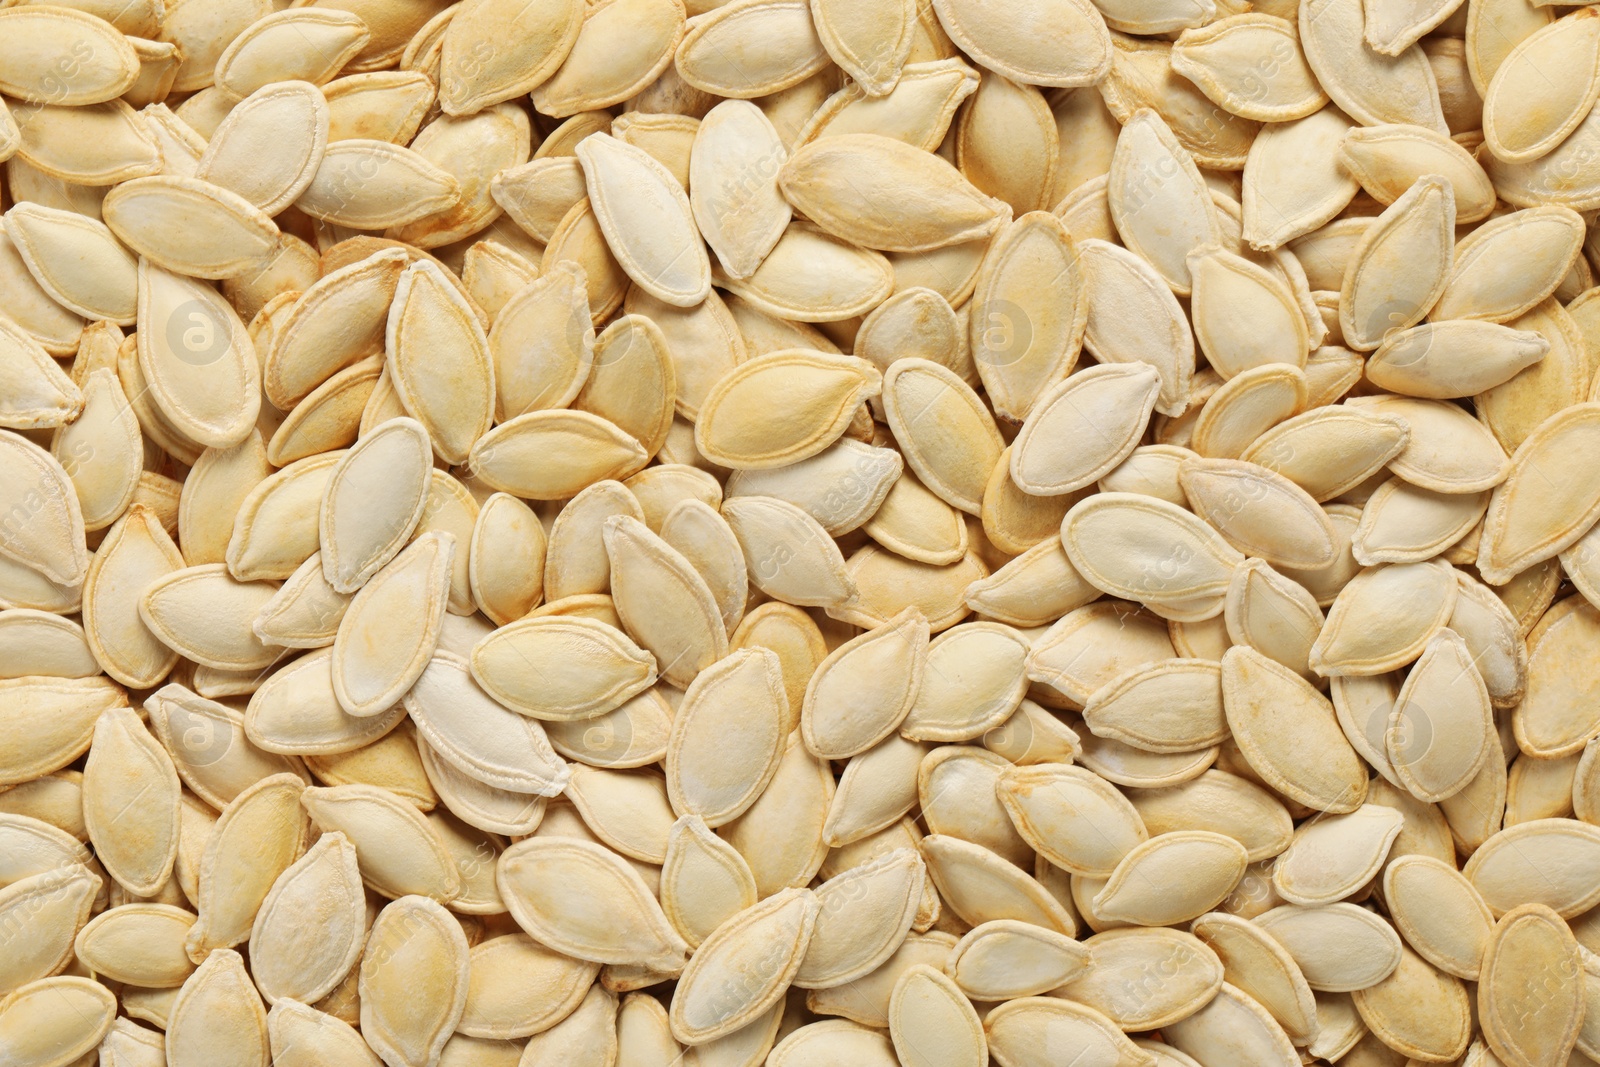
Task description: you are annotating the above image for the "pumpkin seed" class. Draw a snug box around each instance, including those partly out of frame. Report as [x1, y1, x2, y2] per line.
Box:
[359, 895, 470, 1067]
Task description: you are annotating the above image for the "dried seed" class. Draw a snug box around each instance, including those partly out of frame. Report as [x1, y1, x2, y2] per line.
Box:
[782, 133, 1006, 254]
[498, 837, 688, 971]
[359, 895, 470, 1067]
[246, 831, 364, 1006]
[1010, 364, 1163, 495]
[928, 0, 1111, 88]
[984, 996, 1155, 1067]
[0, 976, 117, 1067]
[332, 531, 453, 717]
[300, 783, 459, 902]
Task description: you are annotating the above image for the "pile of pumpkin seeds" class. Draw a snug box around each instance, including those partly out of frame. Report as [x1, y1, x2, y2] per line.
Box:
[4, 0, 1600, 1064]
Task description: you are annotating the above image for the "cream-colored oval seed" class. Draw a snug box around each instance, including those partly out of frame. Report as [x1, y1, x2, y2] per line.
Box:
[248, 831, 365, 1006]
[1189, 911, 1317, 1045]
[984, 997, 1155, 1067]
[167, 947, 270, 1067]
[0, 976, 117, 1066]
[1432, 206, 1586, 323]
[319, 416, 432, 593]
[920, 834, 1076, 935]
[969, 212, 1087, 421]
[1056, 927, 1223, 1033]
[73, 903, 194, 989]
[243, 648, 402, 758]
[0, 430, 89, 587]
[144, 684, 304, 810]
[1338, 175, 1455, 351]
[823, 734, 927, 848]
[265, 248, 407, 411]
[1011, 364, 1163, 496]
[83, 504, 183, 689]
[696, 351, 882, 471]
[1171, 15, 1327, 122]
[1093, 831, 1249, 926]
[49, 371, 137, 534]
[385, 260, 494, 466]
[1367, 321, 1548, 400]
[671, 887, 819, 1045]
[1479, 403, 1600, 585]
[0, 865, 99, 994]
[1271, 804, 1404, 906]
[5, 206, 137, 326]
[928, 0, 1110, 88]
[1026, 602, 1180, 706]
[781, 133, 1006, 255]
[889, 964, 987, 1067]
[605, 514, 727, 688]
[996, 762, 1145, 876]
[1482, 10, 1600, 165]
[1190, 363, 1307, 461]
[660, 815, 758, 950]
[948, 919, 1088, 1000]
[1384, 854, 1494, 980]
[1222, 646, 1369, 813]
[405, 651, 571, 798]
[1082, 659, 1228, 753]
[196, 81, 330, 216]
[138, 564, 280, 673]
[1061, 492, 1243, 611]
[471, 615, 656, 721]
[1346, 394, 1511, 493]
[0, 6, 139, 104]
[1181, 458, 1337, 569]
[1338, 123, 1496, 222]
[185, 773, 307, 963]
[136, 262, 260, 450]
[797, 848, 924, 989]
[266, 1000, 380, 1067]
[1242, 106, 1361, 251]
[1225, 559, 1324, 681]
[498, 837, 687, 971]
[666, 648, 786, 826]
[1386, 627, 1495, 802]
[1188, 244, 1309, 382]
[458, 933, 598, 1041]
[1310, 560, 1458, 676]
[1350, 943, 1472, 1063]
[468, 492, 546, 626]
[1479, 903, 1585, 1066]
[722, 496, 858, 609]
[1352, 478, 1489, 565]
[768, 1020, 898, 1067]
[1126, 770, 1293, 863]
[359, 895, 470, 1067]
[298, 140, 461, 229]
[1466, 819, 1600, 918]
[900, 622, 1028, 742]
[802, 607, 929, 760]
[1165, 982, 1300, 1067]
[105, 176, 278, 281]
[1299, 0, 1447, 134]
[690, 100, 791, 280]
[471, 409, 648, 501]
[720, 221, 897, 322]
[882, 358, 1004, 515]
[1109, 109, 1220, 297]
[82, 706, 179, 898]
[332, 532, 452, 717]
[299, 783, 460, 903]
[1255, 902, 1403, 992]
